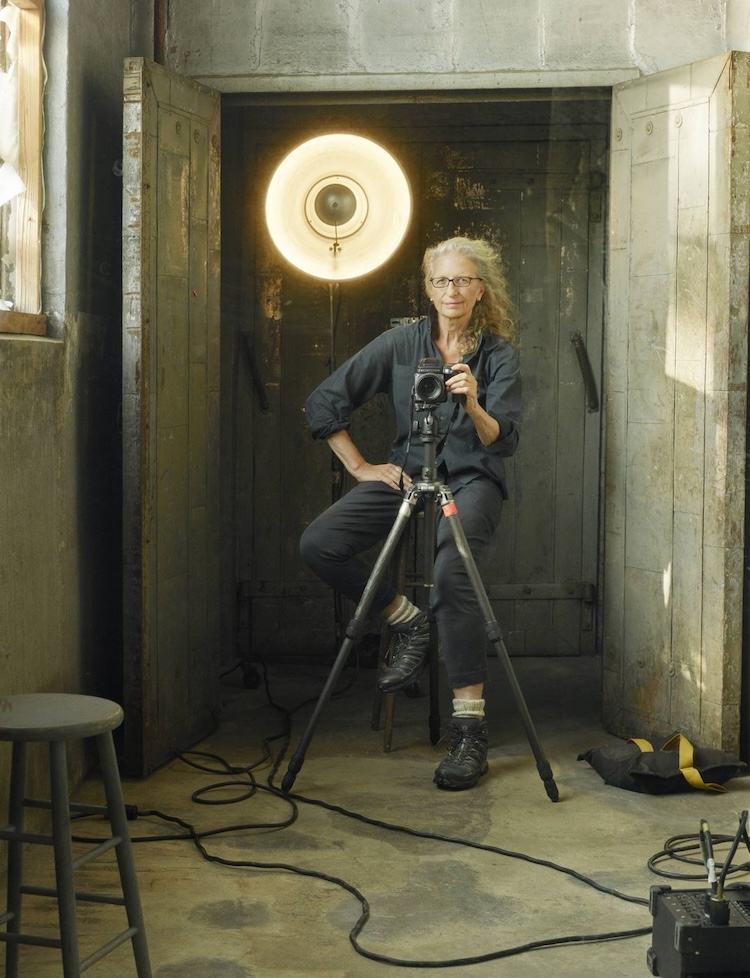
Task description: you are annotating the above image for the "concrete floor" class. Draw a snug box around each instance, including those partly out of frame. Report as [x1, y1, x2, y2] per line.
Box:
[7, 655, 750, 978]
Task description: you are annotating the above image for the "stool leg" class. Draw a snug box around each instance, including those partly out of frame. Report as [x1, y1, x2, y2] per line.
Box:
[383, 692, 396, 752]
[370, 627, 389, 732]
[48, 740, 81, 978]
[97, 732, 152, 978]
[5, 741, 27, 978]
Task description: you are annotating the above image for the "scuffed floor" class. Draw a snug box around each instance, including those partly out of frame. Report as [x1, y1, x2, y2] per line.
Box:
[5, 655, 750, 978]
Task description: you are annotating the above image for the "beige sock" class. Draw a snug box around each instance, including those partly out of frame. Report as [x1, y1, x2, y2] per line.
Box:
[385, 595, 420, 626]
[452, 697, 485, 719]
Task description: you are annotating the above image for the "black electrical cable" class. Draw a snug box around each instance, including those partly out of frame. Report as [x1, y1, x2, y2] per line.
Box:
[647, 819, 750, 883]
[72, 664, 696, 967]
[76, 794, 651, 969]
[254, 671, 744, 962]
[716, 809, 750, 895]
[351, 924, 652, 969]
[272, 784, 652, 967]
[278, 784, 648, 907]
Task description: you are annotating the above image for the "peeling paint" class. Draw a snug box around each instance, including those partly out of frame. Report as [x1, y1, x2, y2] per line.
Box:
[455, 176, 490, 210]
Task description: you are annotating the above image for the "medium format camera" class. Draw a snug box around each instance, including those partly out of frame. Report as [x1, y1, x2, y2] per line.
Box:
[413, 357, 458, 405]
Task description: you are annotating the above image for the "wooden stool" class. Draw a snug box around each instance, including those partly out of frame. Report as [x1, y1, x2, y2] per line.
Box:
[0, 694, 152, 978]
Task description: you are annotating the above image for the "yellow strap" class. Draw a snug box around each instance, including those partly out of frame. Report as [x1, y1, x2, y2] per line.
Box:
[628, 734, 726, 791]
[661, 733, 726, 792]
[628, 737, 654, 753]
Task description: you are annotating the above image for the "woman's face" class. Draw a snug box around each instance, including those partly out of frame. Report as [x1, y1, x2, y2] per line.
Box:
[426, 253, 485, 328]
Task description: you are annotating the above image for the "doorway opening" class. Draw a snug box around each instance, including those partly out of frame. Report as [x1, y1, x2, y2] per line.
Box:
[220, 90, 611, 674]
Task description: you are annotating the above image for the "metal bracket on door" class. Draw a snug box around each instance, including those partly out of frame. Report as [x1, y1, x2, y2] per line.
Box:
[485, 581, 597, 631]
[570, 330, 600, 413]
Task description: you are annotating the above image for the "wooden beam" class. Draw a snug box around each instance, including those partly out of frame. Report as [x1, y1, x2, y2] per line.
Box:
[0, 309, 47, 335]
[8, 1, 43, 11]
[13, 0, 44, 313]
[154, 0, 167, 64]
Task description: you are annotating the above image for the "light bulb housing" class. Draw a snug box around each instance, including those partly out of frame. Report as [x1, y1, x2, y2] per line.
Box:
[265, 133, 412, 282]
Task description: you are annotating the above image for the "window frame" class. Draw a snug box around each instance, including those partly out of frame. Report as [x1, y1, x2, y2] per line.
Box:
[0, 0, 45, 334]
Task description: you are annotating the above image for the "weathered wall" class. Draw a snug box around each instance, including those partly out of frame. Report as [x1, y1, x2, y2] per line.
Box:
[728, 0, 750, 48]
[605, 52, 750, 752]
[0, 0, 135, 859]
[165, 0, 738, 92]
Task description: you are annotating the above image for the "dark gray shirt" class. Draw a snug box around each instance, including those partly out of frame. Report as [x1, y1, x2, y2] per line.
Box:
[304, 315, 522, 497]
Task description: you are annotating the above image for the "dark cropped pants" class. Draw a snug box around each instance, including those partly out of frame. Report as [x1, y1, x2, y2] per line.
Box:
[299, 478, 504, 689]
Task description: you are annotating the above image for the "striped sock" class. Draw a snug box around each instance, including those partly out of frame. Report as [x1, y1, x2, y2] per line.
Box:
[385, 595, 421, 626]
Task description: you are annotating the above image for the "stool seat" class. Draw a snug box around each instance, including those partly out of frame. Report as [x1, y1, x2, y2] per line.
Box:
[0, 694, 124, 742]
[0, 693, 151, 977]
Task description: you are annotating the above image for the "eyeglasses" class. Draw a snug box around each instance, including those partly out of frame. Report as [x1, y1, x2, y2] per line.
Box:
[429, 276, 482, 289]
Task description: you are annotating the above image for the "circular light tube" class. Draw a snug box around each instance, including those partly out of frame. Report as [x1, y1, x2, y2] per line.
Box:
[265, 133, 412, 282]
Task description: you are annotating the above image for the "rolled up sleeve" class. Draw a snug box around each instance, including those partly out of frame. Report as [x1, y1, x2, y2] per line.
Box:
[482, 343, 522, 456]
[304, 333, 394, 440]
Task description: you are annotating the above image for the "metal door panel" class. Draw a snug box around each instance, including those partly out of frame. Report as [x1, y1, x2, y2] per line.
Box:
[233, 104, 607, 661]
[424, 143, 602, 657]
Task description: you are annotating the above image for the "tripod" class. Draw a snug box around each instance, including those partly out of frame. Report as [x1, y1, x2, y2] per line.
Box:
[282, 408, 559, 802]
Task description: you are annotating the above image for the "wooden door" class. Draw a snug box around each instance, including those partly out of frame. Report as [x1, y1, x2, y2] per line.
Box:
[420, 135, 605, 656]
[122, 58, 221, 775]
[604, 52, 749, 752]
[228, 99, 607, 662]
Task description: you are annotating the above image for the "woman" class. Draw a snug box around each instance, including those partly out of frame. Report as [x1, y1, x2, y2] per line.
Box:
[300, 236, 521, 790]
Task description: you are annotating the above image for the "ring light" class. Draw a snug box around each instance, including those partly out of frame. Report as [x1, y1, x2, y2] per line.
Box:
[265, 133, 412, 281]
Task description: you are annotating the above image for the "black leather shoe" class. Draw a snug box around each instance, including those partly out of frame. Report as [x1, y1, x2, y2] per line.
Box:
[377, 611, 430, 693]
[433, 717, 489, 790]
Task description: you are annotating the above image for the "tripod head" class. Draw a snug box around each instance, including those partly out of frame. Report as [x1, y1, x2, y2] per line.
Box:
[411, 406, 442, 439]
[410, 406, 445, 486]
[410, 358, 458, 485]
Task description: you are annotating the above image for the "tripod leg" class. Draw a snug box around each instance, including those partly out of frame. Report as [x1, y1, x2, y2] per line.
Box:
[438, 488, 560, 802]
[420, 498, 442, 745]
[282, 491, 419, 792]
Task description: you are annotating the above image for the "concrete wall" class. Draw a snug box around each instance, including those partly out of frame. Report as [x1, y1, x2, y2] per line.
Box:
[728, 0, 750, 47]
[166, 0, 740, 92]
[0, 0, 136, 854]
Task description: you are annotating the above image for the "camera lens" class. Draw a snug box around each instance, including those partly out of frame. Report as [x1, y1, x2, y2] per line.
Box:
[415, 374, 443, 401]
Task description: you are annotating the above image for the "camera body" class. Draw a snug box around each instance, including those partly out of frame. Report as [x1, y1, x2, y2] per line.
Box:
[414, 357, 458, 405]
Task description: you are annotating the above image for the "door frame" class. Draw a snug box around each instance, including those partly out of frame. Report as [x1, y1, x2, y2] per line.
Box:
[221, 91, 610, 663]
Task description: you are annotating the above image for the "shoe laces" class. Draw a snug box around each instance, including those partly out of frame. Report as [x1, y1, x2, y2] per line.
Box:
[390, 615, 427, 661]
[445, 724, 485, 763]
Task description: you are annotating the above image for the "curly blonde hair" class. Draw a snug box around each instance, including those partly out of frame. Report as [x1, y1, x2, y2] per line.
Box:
[423, 236, 517, 356]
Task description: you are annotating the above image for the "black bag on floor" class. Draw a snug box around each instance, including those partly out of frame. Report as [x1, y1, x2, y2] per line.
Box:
[578, 733, 747, 794]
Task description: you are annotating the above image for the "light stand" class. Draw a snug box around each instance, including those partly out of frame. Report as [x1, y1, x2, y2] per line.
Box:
[265, 133, 413, 645]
